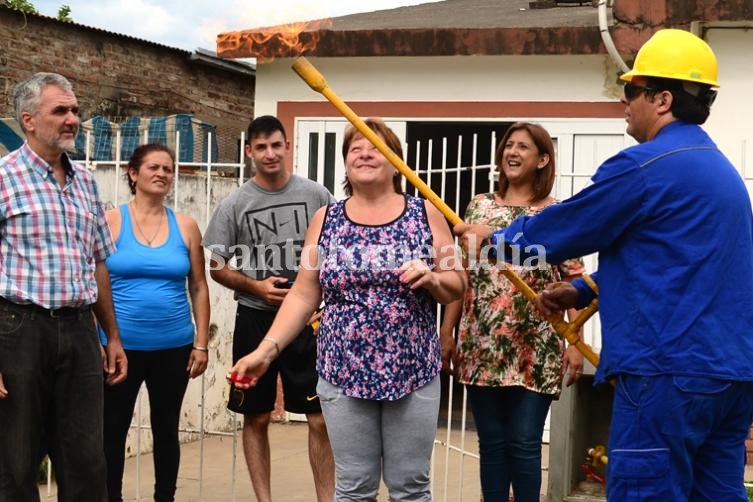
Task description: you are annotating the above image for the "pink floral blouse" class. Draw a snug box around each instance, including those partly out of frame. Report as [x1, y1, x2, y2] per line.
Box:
[455, 193, 585, 397]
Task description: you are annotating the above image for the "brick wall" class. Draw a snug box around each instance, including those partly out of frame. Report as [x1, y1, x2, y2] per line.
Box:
[747, 425, 753, 464]
[0, 7, 254, 161]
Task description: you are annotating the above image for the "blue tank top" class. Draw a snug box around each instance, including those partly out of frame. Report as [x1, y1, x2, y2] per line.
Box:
[98, 204, 194, 350]
[317, 195, 440, 400]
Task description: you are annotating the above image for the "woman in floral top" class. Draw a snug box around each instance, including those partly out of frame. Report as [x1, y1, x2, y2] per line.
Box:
[440, 122, 585, 502]
[231, 118, 466, 501]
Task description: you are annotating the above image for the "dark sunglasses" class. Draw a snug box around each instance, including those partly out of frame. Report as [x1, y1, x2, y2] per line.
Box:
[623, 82, 656, 101]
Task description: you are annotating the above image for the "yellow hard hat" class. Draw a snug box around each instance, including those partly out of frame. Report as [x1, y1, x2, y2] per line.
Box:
[620, 29, 719, 88]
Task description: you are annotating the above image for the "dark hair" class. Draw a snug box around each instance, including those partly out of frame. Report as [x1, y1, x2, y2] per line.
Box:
[126, 143, 175, 195]
[645, 77, 714, 124]
[247, 115, 286, 143]
[341, 118, 404, 196]
[495, 122, 556, 202]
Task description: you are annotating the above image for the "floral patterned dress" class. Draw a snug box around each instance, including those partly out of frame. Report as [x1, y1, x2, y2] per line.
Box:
[317, 195, 440, 401]
[456, 193, 584, 397]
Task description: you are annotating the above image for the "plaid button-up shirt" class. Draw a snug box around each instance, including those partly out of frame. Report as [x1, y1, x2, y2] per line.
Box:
[0, 142, 115, 309]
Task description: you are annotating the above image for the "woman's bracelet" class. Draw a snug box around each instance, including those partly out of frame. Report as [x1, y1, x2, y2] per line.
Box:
[262, 337, 280, 356]
[192, 346, 209, 353]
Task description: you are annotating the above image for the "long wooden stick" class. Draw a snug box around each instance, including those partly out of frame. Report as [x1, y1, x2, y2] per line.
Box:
[291, 56, 600, 368]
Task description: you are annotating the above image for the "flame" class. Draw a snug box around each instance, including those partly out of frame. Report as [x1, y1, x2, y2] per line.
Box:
[217, 19, 332, 62]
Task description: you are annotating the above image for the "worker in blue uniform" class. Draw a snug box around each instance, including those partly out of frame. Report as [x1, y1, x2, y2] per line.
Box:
[456, 29, 753, 501]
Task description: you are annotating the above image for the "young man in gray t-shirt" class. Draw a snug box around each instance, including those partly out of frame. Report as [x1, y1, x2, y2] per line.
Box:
[203, 115, 334, 502]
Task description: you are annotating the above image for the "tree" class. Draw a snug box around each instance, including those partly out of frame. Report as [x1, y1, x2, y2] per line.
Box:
[5, 0, 38, 14]
[4, 0, 73, 22]
[57, 4, 72, 22]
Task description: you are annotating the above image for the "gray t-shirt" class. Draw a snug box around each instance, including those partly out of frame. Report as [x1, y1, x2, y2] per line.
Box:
[202, 174, 334, 310]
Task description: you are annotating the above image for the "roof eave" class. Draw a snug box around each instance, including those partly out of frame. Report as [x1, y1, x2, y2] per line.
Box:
[217, 26, 607, 59]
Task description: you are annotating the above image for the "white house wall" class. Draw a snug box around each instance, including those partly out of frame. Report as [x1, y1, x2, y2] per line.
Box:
[253, 54, 623, 115]
[705, 27, 753, 190]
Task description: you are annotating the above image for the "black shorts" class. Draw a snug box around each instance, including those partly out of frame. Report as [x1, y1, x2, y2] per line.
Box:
[228, 305, 321, 415]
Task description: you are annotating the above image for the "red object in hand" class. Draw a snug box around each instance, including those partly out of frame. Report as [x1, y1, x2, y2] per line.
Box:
[230, 372, 253, 385]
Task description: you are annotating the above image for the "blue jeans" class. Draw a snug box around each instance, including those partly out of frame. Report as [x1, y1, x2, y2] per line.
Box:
[0, 300, 106, 502]
[317, 377, 440, 502]
[466, 385, 553, 502]
[609, 374, 753, 501]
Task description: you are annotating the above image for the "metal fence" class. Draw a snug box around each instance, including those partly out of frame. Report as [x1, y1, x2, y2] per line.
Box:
[413, 133, 496, 502]
[39, 127, 251, 500]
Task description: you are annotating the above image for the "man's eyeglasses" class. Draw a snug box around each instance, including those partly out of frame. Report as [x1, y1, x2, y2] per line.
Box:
[623, 82, 656, 101]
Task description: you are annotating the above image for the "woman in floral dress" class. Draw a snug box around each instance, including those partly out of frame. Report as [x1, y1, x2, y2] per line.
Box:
[230, 118, 466, 501]
[440, 122, 585, 502]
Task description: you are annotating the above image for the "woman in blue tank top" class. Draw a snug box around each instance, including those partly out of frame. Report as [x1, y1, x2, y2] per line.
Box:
[100, 143, 210, 502]
[229, 119, 467, 501]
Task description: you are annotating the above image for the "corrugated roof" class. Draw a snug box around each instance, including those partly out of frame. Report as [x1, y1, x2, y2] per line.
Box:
[4, 5, 254, 76]
[191, 48, 256, 76]
[1, 5, 191, 54]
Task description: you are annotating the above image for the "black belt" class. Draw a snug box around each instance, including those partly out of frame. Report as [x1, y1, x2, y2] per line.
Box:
[0, 296, 92, 318]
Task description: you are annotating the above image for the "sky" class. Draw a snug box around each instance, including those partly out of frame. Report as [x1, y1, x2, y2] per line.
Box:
[32, 0, 439, 53]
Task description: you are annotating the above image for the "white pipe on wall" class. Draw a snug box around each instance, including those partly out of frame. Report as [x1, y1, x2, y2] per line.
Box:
[598, 0, 630, 73]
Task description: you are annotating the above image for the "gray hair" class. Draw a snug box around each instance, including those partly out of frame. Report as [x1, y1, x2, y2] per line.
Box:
[13, 73, 74, 131]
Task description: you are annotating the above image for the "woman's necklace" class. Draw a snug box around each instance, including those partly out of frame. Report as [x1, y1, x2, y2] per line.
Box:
[130, 201, 164, 246]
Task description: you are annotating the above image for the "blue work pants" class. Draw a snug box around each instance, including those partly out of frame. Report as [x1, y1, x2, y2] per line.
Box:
[609, 374, 753, 501]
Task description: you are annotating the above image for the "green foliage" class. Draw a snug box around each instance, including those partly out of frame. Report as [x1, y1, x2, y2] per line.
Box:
[56, 4, 72, 22]
[4, 0, 73, 22]
[6, 0, 38, 14]
[747, 485, 753, 501]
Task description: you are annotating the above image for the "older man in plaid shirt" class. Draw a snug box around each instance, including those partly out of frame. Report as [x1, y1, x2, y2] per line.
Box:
[0, 72, 127, 501]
